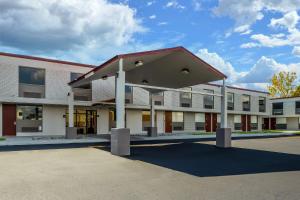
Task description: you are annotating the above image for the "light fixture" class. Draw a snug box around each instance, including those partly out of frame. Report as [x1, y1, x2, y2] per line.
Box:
[135, 60, 143, 67]
[102, 75, 108, 80]
[142, 79, 148, 84]
[181, 68, 190, 74]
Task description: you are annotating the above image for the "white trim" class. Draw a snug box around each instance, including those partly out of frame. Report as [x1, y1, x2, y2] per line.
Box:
[125, 83, 223, 97]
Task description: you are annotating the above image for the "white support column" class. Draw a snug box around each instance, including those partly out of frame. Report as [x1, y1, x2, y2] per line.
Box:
[116, 58, 125, 129]
[66, 87, 77, 139]
[68, 88, 74, 128]
[150, 94, 155, 127]
[216, 78, 231, 148]
[111, 58, 130, 156]
[220, 78, 227, 128]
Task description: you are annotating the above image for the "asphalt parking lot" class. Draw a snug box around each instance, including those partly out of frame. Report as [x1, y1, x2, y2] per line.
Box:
[0, 136, 300, 200]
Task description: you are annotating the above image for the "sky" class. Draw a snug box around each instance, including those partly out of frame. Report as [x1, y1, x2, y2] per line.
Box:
[0, 0, 300, 91]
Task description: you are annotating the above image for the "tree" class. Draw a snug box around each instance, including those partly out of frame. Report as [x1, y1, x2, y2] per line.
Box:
[267, 71, 300, 98]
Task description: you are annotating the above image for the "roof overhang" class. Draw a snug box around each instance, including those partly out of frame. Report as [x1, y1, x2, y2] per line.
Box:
[69, 46, 226, 89]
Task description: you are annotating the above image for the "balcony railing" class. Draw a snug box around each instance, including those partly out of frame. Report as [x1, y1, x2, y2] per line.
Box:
[273, 109, 283, 115]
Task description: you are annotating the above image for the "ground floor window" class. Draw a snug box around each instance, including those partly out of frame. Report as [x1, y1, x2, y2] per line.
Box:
[195, 113, 205, 130]
[66, 109, 97, 134]
[234, 115, 241, 130]
[250, 116, 258, 130]
[172, 112, 184, 131]
[276, 117, 287, 129]
[142, 111, 151, 131]
[16, 105, 43, 132]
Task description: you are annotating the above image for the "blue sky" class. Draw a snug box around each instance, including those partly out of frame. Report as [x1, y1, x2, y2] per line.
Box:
[0, 0, 300, 90]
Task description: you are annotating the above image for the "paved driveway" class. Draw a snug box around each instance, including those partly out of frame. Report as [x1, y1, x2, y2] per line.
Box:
[0, 137, 300, 200]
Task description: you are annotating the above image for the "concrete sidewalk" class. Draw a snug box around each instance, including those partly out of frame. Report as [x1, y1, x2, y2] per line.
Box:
[0, 132, 298, 147]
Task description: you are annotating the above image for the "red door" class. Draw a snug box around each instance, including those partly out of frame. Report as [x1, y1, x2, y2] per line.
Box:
[247, 115, 251, 131]
[165, 111, 172, 133]
[241, 115, 247, 131]
[205, 113, 211, 132]
[212, 113, 218, 132]
[271, 118, 276, 130]
[3, 104, 16, 136]
[263, 118, 269, 130]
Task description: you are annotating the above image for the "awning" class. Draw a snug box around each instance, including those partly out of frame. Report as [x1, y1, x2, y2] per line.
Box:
[69, 46, 226, 88]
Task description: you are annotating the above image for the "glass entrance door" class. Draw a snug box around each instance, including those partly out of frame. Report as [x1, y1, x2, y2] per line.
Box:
[86, 110, 97, 134]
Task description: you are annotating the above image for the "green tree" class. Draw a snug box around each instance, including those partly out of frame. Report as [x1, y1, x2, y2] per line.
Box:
[268, 72, 300, 98]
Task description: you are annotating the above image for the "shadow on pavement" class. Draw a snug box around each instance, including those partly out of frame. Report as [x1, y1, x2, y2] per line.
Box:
[97, 142, 300, 177]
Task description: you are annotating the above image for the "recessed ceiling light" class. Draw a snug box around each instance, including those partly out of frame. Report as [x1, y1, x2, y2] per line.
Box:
[181, 68, 190, 74]
[135, 60, 143, 67]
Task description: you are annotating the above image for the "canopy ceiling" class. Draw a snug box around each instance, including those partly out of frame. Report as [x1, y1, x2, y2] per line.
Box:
[69, 46, 226, 89]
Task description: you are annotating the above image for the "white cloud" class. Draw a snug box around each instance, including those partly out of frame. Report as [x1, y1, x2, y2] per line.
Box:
[197, 48, 300, 91]
[165, 1, 185, 10]
[269, 11, 300, 31]
[149, 15, 156, 19]
[158, 22, 168, 26]
[196, 49, 242, 83]
[192, 0, 202, 11]
[240, 42, 261, 48]
[214, 0, 300, 35]
[292, 46, 300, 57]
[0, 0, 145, 53]
[147, 1, 155, 6]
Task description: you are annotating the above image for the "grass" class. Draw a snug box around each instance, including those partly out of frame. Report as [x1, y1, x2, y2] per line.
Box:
[0, 137, 6, 141]
[192, 130, 300, 135]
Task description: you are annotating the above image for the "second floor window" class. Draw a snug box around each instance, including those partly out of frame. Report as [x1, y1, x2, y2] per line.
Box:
[296, 101, 300, 114]
[180, 87, 192, 107]
[152, 92, 164, 106]
[259, 97, 266, 112]
[273, 102, 283, 115]
[227, 92, 234, 110]
[125, 85, 133, 104]
[70, 72, 83, 82]
[204, 89, 214, 109]
[242, 94, 250, 111]
[19, 66, 45, 98]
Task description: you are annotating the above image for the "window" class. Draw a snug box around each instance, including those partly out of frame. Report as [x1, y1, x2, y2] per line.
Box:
[227, 92, 234, 110]
[259, 97, 266, 112]
[70, 72, 83, 81]
[250, 116, 258, 130]
[142, 111, 151, 131]
[204, 89, 214, 109]
[16, 105, 43, 132]
[152, 92, 164, 106]
[172, 112, 184, 131]
[234, 115, 241, 130]
[242, 95, 250, 111]
[296, 101, 300, 114]
[195, 113, 205, 130]
[19, 66, 45, 98]
[125, 85, 133, 104]
[180, 87, 192, 107]
[273, 102, 283, 115]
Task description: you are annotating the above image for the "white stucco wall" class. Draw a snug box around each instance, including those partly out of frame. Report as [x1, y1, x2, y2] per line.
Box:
[0, 103, 2, 136]
[184, 112, 195, 132]
[17, 105, 66, 136]
[156, 111, 165, 133]
[287, 117, 299, 130]
[126, 110, 142, 134]
[98, 108, 109, 134]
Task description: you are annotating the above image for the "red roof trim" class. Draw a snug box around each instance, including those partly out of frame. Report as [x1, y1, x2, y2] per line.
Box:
[69, 46, 227, 85]
[206, 83, 269, 94]
[0, 52, 95, 68]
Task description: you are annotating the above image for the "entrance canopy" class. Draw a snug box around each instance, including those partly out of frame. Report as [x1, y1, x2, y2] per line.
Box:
[69, 46, 226, 88]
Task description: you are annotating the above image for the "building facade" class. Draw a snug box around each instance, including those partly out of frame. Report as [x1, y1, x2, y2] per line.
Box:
[0, 52, 298, 137]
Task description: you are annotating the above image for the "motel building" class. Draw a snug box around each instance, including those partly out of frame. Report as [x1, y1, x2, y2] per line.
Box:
[0, 47, 299, 155]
